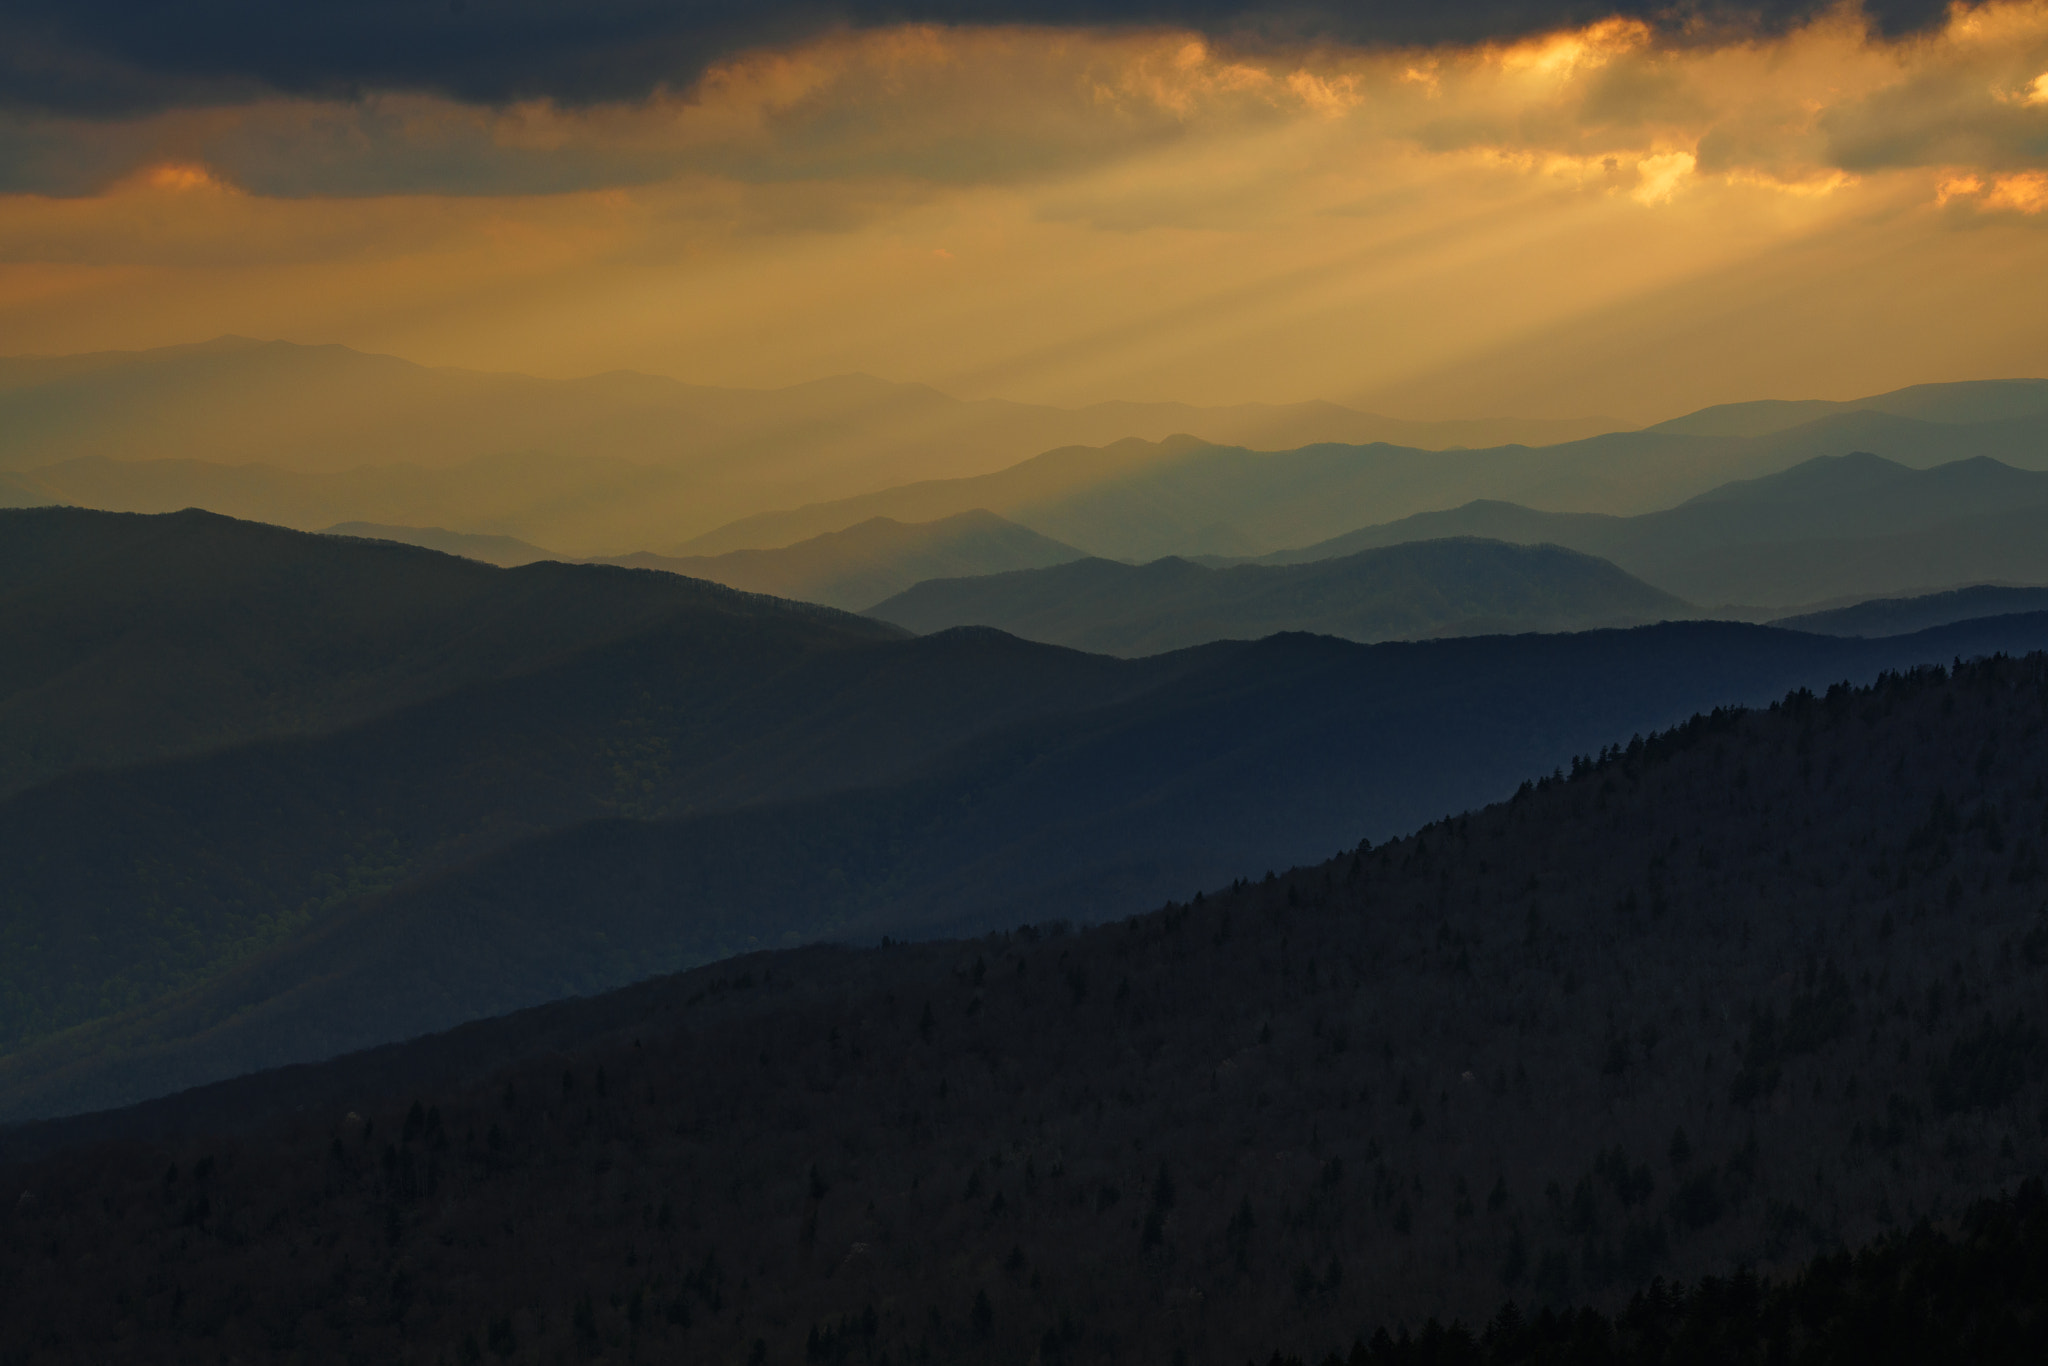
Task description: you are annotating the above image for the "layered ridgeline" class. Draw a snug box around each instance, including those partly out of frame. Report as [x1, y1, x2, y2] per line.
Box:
[0, 506, 900, 800]
[866, 540, 1688, 654]
[8, 584, 2048, 1122]
[590, 511, 1087, 612]
[1252, 454, 2048, 611]
[8, 344, 2046, 564]
[0, 337, 1610, 553]
[5, 657, 2047, 1366]
[324, 512, 1087, 609]
[680, 381, 2048, 559]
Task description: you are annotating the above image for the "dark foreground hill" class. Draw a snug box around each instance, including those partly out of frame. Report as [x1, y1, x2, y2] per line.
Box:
[0, 507, 897, 799]
[592, 510, 1086, 611]
[4, 654, 2047, 1365]
[867, 539, 1687, 653]
[1257, 454, 2048, 609]
[11, 612, 2048, 1126]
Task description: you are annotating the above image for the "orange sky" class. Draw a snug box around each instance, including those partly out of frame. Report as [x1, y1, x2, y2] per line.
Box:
[2, 3, 2046, 421]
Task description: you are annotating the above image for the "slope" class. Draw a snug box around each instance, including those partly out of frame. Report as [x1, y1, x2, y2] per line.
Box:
[591, 510, 1086, 611]
[13, 613, 2048, 1123]
[1257, 454, 2048, 607]
[0, 506, 898, 800]
[866, 539, 1689, 655]
[5, 653, 2047, 1366]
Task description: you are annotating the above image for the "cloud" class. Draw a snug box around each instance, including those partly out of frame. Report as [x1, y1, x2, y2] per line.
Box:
[7, 7, 2031, 204]
[4, 4, 2048, 425]
[0, 1, 1955, 118]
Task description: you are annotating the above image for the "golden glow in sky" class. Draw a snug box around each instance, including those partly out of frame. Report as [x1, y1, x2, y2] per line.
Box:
[2, 2, 2047, 421]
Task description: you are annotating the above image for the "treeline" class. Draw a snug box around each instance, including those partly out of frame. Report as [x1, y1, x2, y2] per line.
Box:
[1275, 1179, 2048, 1365]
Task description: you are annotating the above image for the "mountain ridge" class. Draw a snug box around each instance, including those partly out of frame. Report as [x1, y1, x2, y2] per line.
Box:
[679, 409, 2048, 562]
[866, 538, 1690, 655]
[590, 510, 1087, 611]
[1247, 454, 2048, 608]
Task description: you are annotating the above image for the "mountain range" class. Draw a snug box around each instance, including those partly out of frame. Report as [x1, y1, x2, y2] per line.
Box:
[7, 509, 2048, 1123]
[0, 337, 1612, 550]
[5, 654, 2045, 1365]
[679, 390, 2048, 560]
[0, 507, 903, 801]
[590, 511, 1087, 611]
[6, 345, 2047, 567]
[866, 539, 1688, 654]
[1242, 453, 2048, 608]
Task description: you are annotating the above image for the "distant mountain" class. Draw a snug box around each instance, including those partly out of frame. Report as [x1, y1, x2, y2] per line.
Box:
[590, 510, 1086, 611]
[1774, 584, 2048, 637]
[322, 521, 561, 567]
[6, 655, 2048, 1365]
[867, 539, 1688, 655]
[8, 451, 695, 563]
[0, 506, 895, 800]
[14, 349, 2046, 561]
[0, 470, 50, 508]
[0, 337, 1612, 550]
[682, 400, 2048, 560]
[1253, 454, 2048, 608]
[1647, 377, 2048, 437]
[10, 612, 2048, 1122]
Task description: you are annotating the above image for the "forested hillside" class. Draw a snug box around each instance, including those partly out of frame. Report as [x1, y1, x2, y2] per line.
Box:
[12, 611, 2048, 1124]
[0, 507, 895, 798]
[4, 655, 2046, 1365]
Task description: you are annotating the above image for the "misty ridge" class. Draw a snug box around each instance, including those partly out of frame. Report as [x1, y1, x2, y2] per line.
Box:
[4, 346, 2048, 1364]
[4, 340, 2047, 570]
[0, 337, 1610, 553]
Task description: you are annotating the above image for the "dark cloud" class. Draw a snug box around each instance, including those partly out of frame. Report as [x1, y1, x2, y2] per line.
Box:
[0, 1, 1956, 117]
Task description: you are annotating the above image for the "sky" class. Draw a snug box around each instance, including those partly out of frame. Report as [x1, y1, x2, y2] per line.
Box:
[2, 1, 2047, 422]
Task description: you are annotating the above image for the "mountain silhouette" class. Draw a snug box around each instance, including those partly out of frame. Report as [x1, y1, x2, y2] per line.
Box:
[680, 397, 2048, 561]
[1645, 377, 2048, 437]
[320, 521, 562, 566]
[589, 510, 1085, 610]
[1777, 584, 2048, 637]
[0, 337, 1612, 550]
[1253, 454, 2048, 608]
[866, 538, 1688, 654]
[0, 506, 895, 800]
